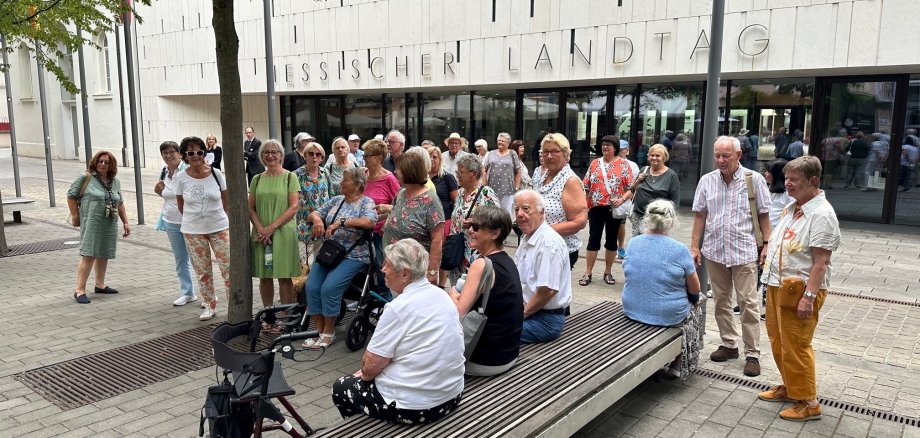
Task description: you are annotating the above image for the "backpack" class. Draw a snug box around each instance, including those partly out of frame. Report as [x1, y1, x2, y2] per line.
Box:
[199, 377, 256, 438]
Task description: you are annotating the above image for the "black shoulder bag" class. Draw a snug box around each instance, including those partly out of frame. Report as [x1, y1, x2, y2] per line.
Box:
[315, 199, 366, 268]
[440, 186, 485, 270]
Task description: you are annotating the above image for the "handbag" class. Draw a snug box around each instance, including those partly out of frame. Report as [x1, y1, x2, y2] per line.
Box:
[598, 159, 631, 219]
[67, 172, 91, 227]
[461, 257, 494, 360]
[315, 199, 367, 268]
[441, 186, 485, 271]
[775, 237, 806, 310]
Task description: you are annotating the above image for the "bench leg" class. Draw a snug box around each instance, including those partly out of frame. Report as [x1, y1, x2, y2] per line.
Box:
[13, 211, 21, 223]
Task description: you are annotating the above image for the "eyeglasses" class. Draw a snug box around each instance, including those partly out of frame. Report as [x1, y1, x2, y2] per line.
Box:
[185, 150, 205, 157]
[161, 150, 178, 156]
[601, 143, 614, 148]
[541, 149, 563, 156]
[306, 151, 324, 158]
[97, 160, 110, 165]
[262, 150, 281, 156]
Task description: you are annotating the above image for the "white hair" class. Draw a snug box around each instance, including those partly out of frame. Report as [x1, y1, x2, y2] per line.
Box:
[715, 135, 741, 151]
[384, 239, 428, 281]
[642, 199, 679, 233]
[386, 130, 406, 144]
[474, 139, 488, 149]
[513, 189, 545, 213]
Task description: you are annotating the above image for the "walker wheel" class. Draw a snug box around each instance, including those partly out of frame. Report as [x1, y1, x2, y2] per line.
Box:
[345, 315, 371, 351]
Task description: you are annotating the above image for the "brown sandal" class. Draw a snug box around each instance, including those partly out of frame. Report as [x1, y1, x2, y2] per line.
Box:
[604, 273, 616, 285]
[578, 274, 592, 286]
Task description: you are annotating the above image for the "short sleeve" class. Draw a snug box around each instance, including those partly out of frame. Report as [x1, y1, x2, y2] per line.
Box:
[691, 177, 708, 213]
[174, 174, 185, 197]
[445, 174, 459, 192]
[808, 212, 841, 252]
[67, 174, 89, 199]
[366, 303, 407, 359]
[753, 173, 770, 214]
[676, 242, 696, 276]
[669, 171, 681, 205]
[317, 197, 339, 222]
[426, 189, 446, 226]
[360, 197, 378, 222]
[287, 171, 299, 193]
[215, 169, 227, 191]
[535, 243, 567, 292]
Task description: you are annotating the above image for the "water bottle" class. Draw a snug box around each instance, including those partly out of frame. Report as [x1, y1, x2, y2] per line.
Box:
[264, 244, 273, 269]
[455, 273, 467, 293]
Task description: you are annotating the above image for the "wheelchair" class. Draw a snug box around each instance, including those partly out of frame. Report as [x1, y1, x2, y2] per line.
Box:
[204, 304, 321, 438]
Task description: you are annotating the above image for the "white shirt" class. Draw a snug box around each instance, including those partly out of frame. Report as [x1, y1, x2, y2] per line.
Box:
[367, 278, 465, 410]
[692, 166, 770, 266]
[760, 192, 840, 290]
[159, 163, 187, 224]
[174, 169, 229, 235]
[441, 150, 469, 177]
[515, 221, 573, 310]
[768, 191, 794, 229]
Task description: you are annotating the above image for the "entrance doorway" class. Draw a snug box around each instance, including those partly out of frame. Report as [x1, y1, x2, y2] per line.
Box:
[753, 106, 808, 168]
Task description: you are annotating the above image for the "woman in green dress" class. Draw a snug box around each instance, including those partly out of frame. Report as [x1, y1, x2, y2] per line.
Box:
[67, 151, 131, 304]
[248, 139, 302, 316]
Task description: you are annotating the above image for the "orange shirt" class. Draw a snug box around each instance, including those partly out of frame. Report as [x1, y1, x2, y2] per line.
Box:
[582, 157, 633, 209]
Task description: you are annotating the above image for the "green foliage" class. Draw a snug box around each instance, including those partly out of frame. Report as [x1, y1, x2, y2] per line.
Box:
[0, 0, 151, 94]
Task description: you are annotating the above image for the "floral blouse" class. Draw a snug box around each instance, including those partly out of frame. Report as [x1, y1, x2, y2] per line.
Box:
[315, 195, 378, 264]
[582, 157, 633, 209]
[294, 166, 330, 242]
[382, 188, 445, 251]
[449, 184, 500, 266]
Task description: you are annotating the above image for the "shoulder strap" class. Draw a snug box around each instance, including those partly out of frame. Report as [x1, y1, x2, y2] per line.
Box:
[464, 186, 486, 219]
[211, 168, 223, 190]
[597, 158, 615, 195]
[477, 257, 495, 313]
[252, 172, 263, 191]
[326, 198, 346, 226]
[77, 172, 91, 198]
[744, 171, 763, 245]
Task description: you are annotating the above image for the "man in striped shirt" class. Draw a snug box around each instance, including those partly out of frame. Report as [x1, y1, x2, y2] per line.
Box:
[691, 136, 771, 378]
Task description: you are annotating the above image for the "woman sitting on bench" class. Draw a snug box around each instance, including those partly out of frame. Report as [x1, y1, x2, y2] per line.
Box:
[331, 238, 465, 425]
[621, 199, 703, 379]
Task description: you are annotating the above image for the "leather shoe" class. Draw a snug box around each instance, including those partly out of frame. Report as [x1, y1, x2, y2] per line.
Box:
[74, 293, 91, 304]
[709, 346, 739, 362]
[94, 286, 119, 294]
[743, 357, 761, 377]
[780, 401, 821, 421]
[759, 385, 791, 402]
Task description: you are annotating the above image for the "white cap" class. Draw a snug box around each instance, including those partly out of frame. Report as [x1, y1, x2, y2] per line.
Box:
[374, 134, 384, 140]
[348, 134, 361, 141]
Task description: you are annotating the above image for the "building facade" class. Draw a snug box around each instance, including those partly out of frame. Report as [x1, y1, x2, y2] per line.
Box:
[8, 0, 920, 224]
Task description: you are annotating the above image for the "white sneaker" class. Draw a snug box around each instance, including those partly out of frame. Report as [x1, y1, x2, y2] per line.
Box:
[173, 295, 199, 306]
[346, 301, 358, 311]
[201, 301, 208, 309]
[199, 308, 216, 321]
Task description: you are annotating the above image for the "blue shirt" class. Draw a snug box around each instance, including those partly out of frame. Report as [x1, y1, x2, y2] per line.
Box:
[316, 195, 378, 264]
[622, 234, 695, 326]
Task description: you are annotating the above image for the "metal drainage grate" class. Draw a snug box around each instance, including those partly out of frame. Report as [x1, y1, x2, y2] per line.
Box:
[828, 290, 920, 307]
[15, 324, 219, 410]
[693, 368, 920, 428]
[0, 237, 81, 257]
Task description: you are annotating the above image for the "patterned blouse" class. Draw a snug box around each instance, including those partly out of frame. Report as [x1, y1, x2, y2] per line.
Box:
[533, 164, 581, 254]
[294, 166, 330, 242]
[449, 184, 500, 265]
[315, 195, 378, 264]
[382, 188, 445, 251]
[582, 157, 634, 209]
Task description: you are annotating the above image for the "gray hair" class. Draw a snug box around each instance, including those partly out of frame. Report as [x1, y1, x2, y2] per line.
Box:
[258, 139, 284, 166]
[456, 154, 483, 178]
[343, 166, 367, 191]
[420, 140, 436, 148]
[386, 129, 406, 145]
[514, 189, 545, 213]
[642, 199, 679, 233]
[497, 132, 511, 143]
[715, 135, 741, 152]
[293, 132, 311, 149]
[469, 205, 513, 246]
[384, 239, 428, 282]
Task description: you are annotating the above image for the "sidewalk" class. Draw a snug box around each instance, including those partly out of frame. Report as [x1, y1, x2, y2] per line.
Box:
[2, 153, 920, 437]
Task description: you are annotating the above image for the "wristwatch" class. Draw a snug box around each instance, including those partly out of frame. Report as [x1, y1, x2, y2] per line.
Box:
[428, 269, 438, 277]
[803, 290, 816, 299]
[339, 218, 346, 227]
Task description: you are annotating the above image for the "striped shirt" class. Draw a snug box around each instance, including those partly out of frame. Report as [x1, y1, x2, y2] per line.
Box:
[692, 166, 769, 267]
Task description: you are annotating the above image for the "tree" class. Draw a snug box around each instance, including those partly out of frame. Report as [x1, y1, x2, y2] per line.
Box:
[0, 0, 150, 94]
[212, 0, 253, 323]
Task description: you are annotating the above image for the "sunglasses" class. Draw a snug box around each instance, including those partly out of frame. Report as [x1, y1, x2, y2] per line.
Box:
[306, 151, 324, 158]
[467, 222, 484, 232]
[184, 150, 205, 157]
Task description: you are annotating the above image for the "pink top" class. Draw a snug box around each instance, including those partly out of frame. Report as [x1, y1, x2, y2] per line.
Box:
[365, 172, 401, 233]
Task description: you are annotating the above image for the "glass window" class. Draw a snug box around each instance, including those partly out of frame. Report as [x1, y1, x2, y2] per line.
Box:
[344, 95, 383, 142]
[385, 94, 417, 146]
[421, 92, 470, 147]
[816, 80, 896, 222]
[895, 77, 920, 224]
[97, 34, 111, 94]
[640, 83, 703, 199]
[565, 89, 607, 172]
[316, 97, 343, 150]
[17, 45, 33, 99]
[613, 86, 635, 146]
[729, 79, 814, 170]
[59, 50, 75, 102]
[522, 91, 562, 163]
[473, 90, 516, 153]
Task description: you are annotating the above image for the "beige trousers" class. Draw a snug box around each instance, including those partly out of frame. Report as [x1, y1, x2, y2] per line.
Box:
[706, 260, 761, 358]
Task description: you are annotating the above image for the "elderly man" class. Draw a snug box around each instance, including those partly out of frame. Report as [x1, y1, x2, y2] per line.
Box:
[348, 134, 365, 167]
[383, 130, 406, 172]
[514, 189, 572, 344]
[691, 135, 771, 377]
[441, 132, 469, 177]
[283, 132, 314, 171]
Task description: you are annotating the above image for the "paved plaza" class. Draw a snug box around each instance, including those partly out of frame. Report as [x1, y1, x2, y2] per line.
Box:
[2, 152, 920, 437]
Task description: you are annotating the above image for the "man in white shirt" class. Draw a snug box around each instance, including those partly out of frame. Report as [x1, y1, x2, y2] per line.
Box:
[348, 134, 364, 167]
[691, 136, 771, 377]
[441, 132, 469, 177]
[513, 190, 572, 343]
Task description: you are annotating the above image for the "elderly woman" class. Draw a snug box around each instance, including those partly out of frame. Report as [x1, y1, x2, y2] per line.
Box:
[204, 134, 222, 170]
[758, 156, 840, 422]
[154, 141, 196, 306]
[364, 139, 401, 293]
[294, 142, 330, 262]
[448, 206, 523, 376]
[381, 149, 445, 285]
[248, 140, 301, 316]
[67, 150, 131, 304]
[475, 139, 489, 165]
[331, 239, 465, 425]
[449, 155, 500, 274]
[482, 132, 522, 217]
[580, 135, 634, 286]
[306, 167, 377, 348]
[425, 145, 459, 285]
[283, 132, 312, 172]
[175, 136, 229, 320]
[532, 133, 588, 268]
[622, 199, 703, 379]
[326, 136, 358, 196]
[630, 144, 680, 238]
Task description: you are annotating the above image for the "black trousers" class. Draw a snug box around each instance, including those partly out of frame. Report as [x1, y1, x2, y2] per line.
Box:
[331, 375, 461, 425]
[586, 205, 622, 252]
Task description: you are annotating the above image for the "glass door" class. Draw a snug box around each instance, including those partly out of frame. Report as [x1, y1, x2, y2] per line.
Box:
[521, 91, 562, 164]
[565, 89, 607, 174]
[753, 106, 807, 170]
[895, 78, 920, 225]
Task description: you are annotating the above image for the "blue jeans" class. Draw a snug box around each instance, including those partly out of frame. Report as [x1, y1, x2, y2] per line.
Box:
[306, 258, 368, 317]
[373, 233, 389, 296]
[163, 221, 195, 297]
[521, 311, 565, 344]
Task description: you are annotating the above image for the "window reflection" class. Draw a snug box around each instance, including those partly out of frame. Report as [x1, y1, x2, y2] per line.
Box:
[640, 84, 703, 197]
[345, 95, 383, 142]
[421, 93, 471, 147]
[473, 90, 516, 153]
[566, 90, 607, 170]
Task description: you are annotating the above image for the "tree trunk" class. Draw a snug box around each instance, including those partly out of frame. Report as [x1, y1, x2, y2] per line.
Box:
[212, 0, 252, 323]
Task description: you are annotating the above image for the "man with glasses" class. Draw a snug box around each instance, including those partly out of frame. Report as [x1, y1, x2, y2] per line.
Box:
[348, 134, 364, 167]
[383, 130, 406, 172]
[441, 132, 469, 177]
[243, 126, 264, 184]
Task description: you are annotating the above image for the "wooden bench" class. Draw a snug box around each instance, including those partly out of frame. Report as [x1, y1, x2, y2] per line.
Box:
[2, 197, 36, 223]
[316, 301, 682, 437]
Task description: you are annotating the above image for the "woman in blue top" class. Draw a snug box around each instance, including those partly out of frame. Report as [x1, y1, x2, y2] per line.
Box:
[622, 199, 702, 379]
[305, 167, 378, 348]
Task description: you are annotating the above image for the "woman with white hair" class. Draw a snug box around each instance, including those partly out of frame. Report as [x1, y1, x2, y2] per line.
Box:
[622, 199, 703, 379]
[331, 239, 465, 425]
[482, 132, 522, 217]
[475, 139, 489, 165]
[326, 136, 359, 196]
